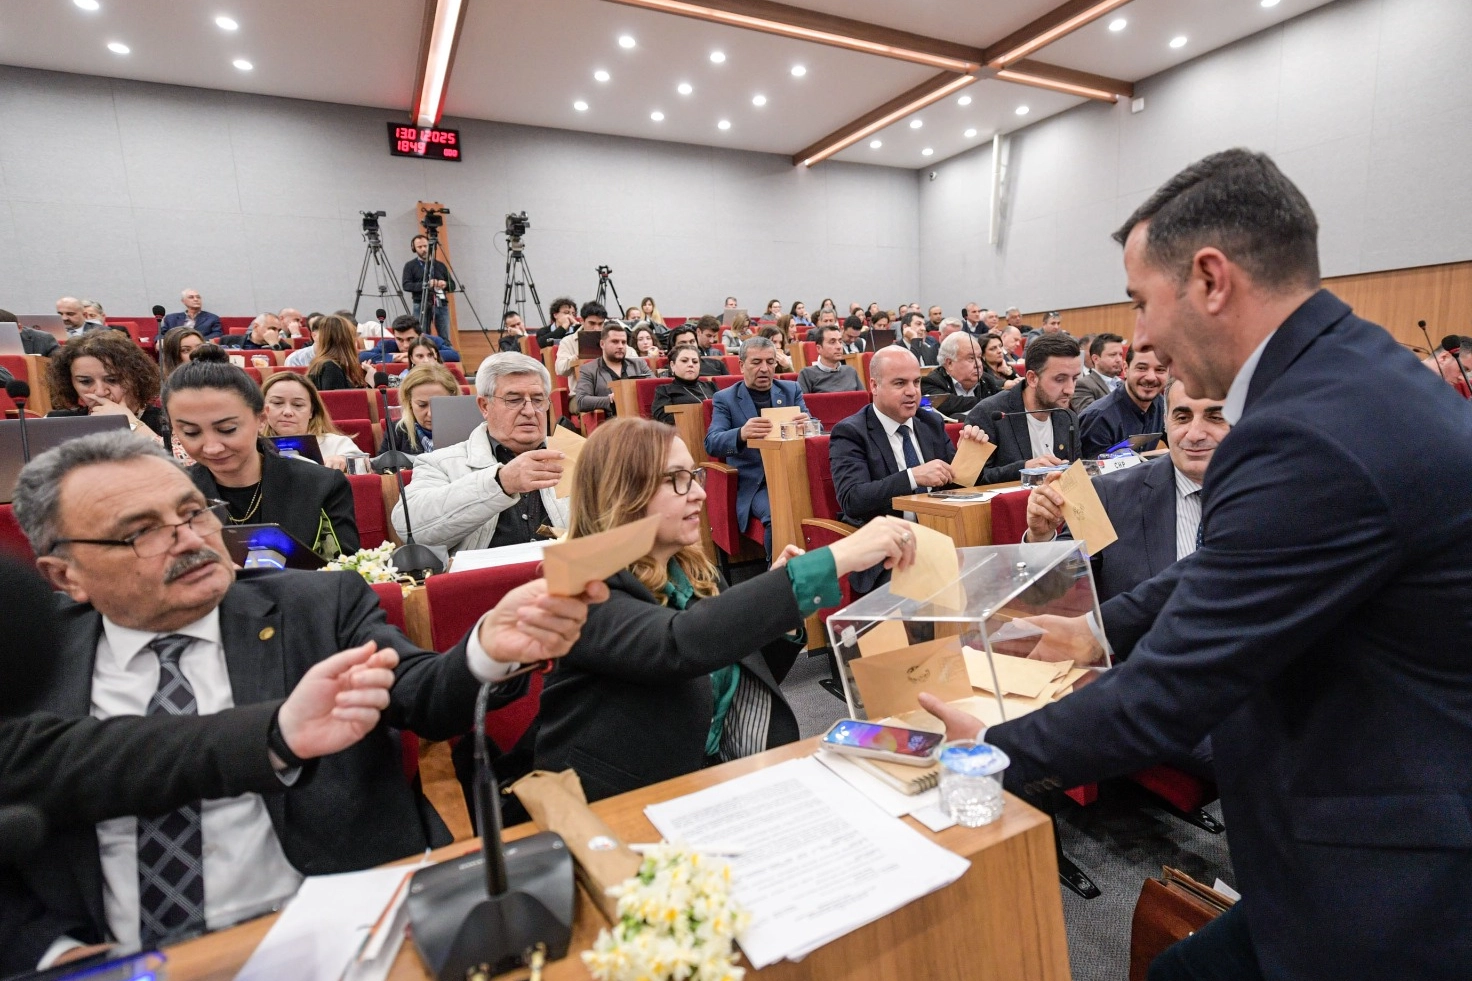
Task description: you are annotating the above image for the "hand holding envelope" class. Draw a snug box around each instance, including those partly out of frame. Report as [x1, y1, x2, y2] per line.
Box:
[547, 425, 587, 499]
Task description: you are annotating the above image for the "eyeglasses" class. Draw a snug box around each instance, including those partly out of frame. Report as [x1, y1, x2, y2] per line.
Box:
[48, 502, 229, 558]
[662, 467, 707, 496]
[490, 395, 550, 412]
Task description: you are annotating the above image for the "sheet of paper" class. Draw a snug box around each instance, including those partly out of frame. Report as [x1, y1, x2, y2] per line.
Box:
[447, 540, 548, 573]
[761, 405, 803, 425]
[856, 619, 909, 657]
[889, 521, 964, 611]
[1056, 459, 1118, 555]
[540, 514, 661, 595]
[546, 425, 586, 499]
[235, 866, 413, 981]
[848, 636, 971, 721]
[643, 757, 970, 969]
[949, 436, 997, 488]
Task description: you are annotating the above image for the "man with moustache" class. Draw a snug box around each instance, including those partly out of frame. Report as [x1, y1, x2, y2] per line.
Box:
[1078, 346, 1168, 457]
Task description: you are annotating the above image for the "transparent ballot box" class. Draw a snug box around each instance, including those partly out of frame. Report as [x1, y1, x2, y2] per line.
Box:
[826, 542, 1112, 729]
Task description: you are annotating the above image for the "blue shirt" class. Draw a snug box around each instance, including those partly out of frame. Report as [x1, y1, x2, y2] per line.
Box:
[360, 334, 462, 363]
[1077, 383, 1164, 458]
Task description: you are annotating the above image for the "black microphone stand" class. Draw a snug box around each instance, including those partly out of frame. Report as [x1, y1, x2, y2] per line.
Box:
[6, 385, 32, 462]
[374, 384, 442, 579]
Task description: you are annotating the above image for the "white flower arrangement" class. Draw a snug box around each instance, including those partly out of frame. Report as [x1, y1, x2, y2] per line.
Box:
[583, 843, 750, 981]
[321, 542, 409, 586]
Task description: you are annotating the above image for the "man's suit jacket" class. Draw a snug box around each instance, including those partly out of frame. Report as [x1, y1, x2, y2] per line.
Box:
[895, 336, 940, 367]
[920, 365, 981, 419]
[1070, 370, 1114, 412]
[964, 385, 1078, 484]
[161, 310, 223, 341]
[704, 380, 807, 528]
[987, 291, 1472, 979]
[17, 570, 522, 959]
[1051, 455, 1179, 603]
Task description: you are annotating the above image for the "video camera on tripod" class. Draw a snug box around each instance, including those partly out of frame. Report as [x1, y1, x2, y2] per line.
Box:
[422, 206, 449, 238]
[360, 210, 387, 243]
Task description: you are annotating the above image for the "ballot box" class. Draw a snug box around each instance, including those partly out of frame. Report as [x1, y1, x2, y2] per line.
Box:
[826, 541, 1112, 727]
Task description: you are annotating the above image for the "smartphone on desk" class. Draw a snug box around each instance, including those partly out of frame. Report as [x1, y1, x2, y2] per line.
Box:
[821, 719, 945, 767]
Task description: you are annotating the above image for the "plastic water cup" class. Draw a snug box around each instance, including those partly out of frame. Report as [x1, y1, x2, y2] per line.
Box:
[938, 740, 1010, 827]
[251, 355, 270, 368]
[344, 451, 372, 475]
[805, 417, 822, 436]
[780, 420, 805, 440]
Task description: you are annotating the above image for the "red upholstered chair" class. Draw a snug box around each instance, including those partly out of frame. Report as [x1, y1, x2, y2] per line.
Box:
[320, 388, 373, 423]
[720, 355, 739, 375]
[861, 350, 874, 380]
[989, 490, 1031, 545]
[368, 582, 419, 781]
[579, 410, 604, 435]
[268, 365, 310, 377]
[801, 341, 818, 364]
[445, 363, 467, 385]
[664, 316, 687, 328]
[700, 399, 763, 562]
[0, 505, 35, 564]
[242, 367, 263, 385]
[797, 436, 855, 613]
[945, 422, 963, 448]
[634, 378, 673, 419]
[348, 473, 389, 548]
[803, 390, 870, 432]
[777, 372, 798, 383]
[110, 320, 156, 355]
[220, 316, 253, 332]
[336, 419, 380, 454]
[226, 327, 249, 336]
[712, 375, 742, 391]
[425, 562, 546, 753]
[291, 337, 310, 349]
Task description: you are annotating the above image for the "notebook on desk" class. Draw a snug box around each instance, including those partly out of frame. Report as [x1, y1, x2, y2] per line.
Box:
[854, 757, 940, 795]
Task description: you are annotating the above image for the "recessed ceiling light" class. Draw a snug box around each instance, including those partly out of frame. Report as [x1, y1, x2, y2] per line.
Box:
[107, 41, 130, 54]
[869, 140, 882, 149]
[215, 15, 238, 31]
[594, 69, 610, 82]
[574, 100, 589, 111]
[650, 110, 665, 121]
[1015, 105, 1030, 116]
[957, 95, 972, 106]
[1108, 17, 1127, 31]
[921, 148, 934, 157]
[751, 94, 766, 107]
[909, 119, 923, 129]
[1169, 35, 1188, 48]
[618, 35, 636, 49]
[232, 58, 253, 70]
[677, 81, 692, 95]
[73, 0, 100, 10]
[709, 50, 726, 63]
[964, 128, 977, 138]
[1261, 0, 1280, 6]
[717, 119, 731, 130]
[790, 65, 806, 77]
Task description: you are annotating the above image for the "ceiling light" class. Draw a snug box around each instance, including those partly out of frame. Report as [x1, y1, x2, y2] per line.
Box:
[618, 34, 636, 48]
[233, 58, 253, 70]
[413, 0, 465, 126]
[215, 15, 238, 30]
[594, 69, 610, 82]
[650, 110, 664, 121]
[107, 41, 130, 54]
[677, 81, 692, 95]
[709, 50, 726, 63]
[718, 119, 731, 130]
[791, 65, 806, 77]
[964, 128, 977, 138]
[921, 148, 934, 157]
[958, 95, 972, 106]
[995, 66, 1128, 101]
[909, 119, 923, 129]
[1015, 105, 1030, 115]
[73, 0, 100, 10]
[751, 94, 766, 107]
[1108, 17, 1126, 31]
[574, 100, 589, 111]
[1261, 0, 1281, 6]
[985, 0, 1132, 65]
[869, 140, 882, 149]
[1169, 35, 1187, 48]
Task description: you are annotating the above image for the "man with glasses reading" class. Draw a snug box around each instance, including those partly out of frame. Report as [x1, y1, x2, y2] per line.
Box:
[394, 352, 571, 560]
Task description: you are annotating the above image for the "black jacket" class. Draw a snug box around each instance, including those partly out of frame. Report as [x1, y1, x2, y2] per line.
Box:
[308, 360, 361, 392]
[188, 446, 360, 558]
[401, 257, 454, 303]
[534, 568, 801, 802]
[651, 377, 715, 425]
[920, 365, 982, 419]
[964, 385, 1078, 484]
[20, 328, 58, 357]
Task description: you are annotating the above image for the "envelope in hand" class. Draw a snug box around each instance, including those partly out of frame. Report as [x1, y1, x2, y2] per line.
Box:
[889, 521, 965, 611]
[547, 425, 586, 499]
[1056, 460, 1118, 555]
[540, 514, 661, 595]
[848, 636, 971, 721]
[949, 436, 997, 488]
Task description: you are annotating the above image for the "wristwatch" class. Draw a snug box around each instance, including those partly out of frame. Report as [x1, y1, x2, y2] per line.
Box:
[267, 709, 309, 772]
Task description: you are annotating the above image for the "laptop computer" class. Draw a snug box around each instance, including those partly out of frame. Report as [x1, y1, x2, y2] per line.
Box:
[577, 330, 603, 360]
[869, 327, 898, 351]
[430, 394, 487, 449]
[220, 523, 327, 570]
[0, 416, 131, 503]
[266, 434, 325, 465]
[0, 324, 26, 356]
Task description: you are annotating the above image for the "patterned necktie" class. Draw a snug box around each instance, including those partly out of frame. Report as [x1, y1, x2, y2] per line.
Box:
[896, 425, 922, 469]
[1194, 492, 1205, 549]
[137, 634, 206, 947]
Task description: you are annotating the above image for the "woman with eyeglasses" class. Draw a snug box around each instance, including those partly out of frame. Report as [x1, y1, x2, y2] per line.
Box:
[532, 416, 918, 801]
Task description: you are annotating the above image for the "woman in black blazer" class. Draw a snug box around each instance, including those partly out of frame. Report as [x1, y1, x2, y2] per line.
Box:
[651, 346, 716, 425]
[306, 313, 370, 392]
[164, 346, 360, 560]
[532, 417, 916, 801]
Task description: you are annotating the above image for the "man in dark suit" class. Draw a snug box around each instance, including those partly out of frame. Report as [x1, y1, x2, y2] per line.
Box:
[921, 331, 988, 420]
[1078, 345, 1168, 457]
[705, 336, 808, 558]
[1070, 333, 1125, 412]
[160, 289, 222, 341]
[964, 332, 1082, 484]
[892, 312, 939, 366]
[922, 149, 1472, 980]
[829, 347, 990, 592]
[9, 433, 602, 965]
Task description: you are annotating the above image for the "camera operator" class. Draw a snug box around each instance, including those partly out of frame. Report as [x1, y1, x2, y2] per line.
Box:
[401, 233, 454, 341]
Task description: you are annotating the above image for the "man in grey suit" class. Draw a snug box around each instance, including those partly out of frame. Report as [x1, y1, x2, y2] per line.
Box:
[1071, 333, 1126, 411]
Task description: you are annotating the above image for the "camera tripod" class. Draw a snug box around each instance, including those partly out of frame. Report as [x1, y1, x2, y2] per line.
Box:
[352, 229, 409, 320]
[501, 235, 547, 328]
[593, 265, 623, 317]
[416, 209, 491, 345]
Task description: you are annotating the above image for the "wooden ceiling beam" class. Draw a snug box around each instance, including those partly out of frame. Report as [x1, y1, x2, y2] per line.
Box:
[791, 72, 977, 167]
[982, 0, 1133, 67]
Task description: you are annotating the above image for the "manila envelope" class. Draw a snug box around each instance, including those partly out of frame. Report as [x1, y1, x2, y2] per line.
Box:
[857, 619, 910, 658]
[949, 436, 997, 488]
[540, 514, 661, 595]
[1056, 459, 1118, 555]
[547, 425, 586, 499]
[889, 521, 965, 611]
[761, 405, 804, 426]
[963, 647, 1066, 698]
[848, 636, 972, 721]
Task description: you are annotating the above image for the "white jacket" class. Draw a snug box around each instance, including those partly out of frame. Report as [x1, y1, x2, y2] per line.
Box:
[391, 425, 571, 561]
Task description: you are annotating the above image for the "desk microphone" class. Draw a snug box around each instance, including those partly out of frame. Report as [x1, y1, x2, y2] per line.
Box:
[152, 304, 167, 325]
[1441, 334, 1472, 398]
[6, 380, 32, 462]
[373, 383, 442, 579]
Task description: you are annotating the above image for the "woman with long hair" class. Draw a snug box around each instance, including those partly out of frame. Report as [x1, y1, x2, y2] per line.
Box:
[532, 417, 916, 801]
[260, 372, 360, 470]
[640, 296, 665, 327]
[629, 324, 661, 362]
[165, 345, 358, 559]
[404, 336, 443, 366]
[307, 313, 369, 391]
[381, 362, 459, 457]
[650, 346, 716, 425]
[759, 323, 794, 372]
[46, 330, 168, 443]
[764, 299, 782, 321]
[160, 328, 205, 379]
[788, 300, 813, 328]
[981, 331, 1022, 394]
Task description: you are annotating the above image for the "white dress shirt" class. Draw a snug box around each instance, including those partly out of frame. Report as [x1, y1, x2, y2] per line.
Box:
[1026, 412, 1054, 460]
[1223, 332, 1275, 425]
[1173, 466, 1204, 561]
[284, 343, 315, 368]
[872, 407, 922, 493]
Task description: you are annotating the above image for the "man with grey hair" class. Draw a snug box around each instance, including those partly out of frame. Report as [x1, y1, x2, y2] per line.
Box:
[220, 313, 287, 351]
[394, 351, 570, 559]
[10, 430, 604, 967]
[162, 289, 222, 341]
[922, 330, 987, 419]
[80, 300, 108, 332]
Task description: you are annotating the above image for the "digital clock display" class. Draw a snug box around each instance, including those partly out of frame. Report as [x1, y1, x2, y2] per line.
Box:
[387, 123, 462, 161]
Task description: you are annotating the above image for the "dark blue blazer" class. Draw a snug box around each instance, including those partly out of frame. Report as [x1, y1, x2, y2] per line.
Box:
[964, 384, 1079, 484]
[359, 334, 462, 363]
[829, 405, 954, 524]
[1073, 454, 1181, 603]
[704, 380, 807, 528]
[987, 291, 1472, 979]
[161, 310, 223, 341]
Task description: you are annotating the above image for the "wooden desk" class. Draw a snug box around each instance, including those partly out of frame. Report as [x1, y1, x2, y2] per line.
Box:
[841, 350, 867, 388]
[751, 436, 816, 559]
[891, 483, 1021, 547]
[165, 739, 1068, 981]
[665, 402, 708, 466]
[608, 377, 641, 420]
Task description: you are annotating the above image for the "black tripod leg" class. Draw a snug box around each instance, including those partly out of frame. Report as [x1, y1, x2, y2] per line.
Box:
[517, 255, 547, 328]
[1052, 814, 1101, 899]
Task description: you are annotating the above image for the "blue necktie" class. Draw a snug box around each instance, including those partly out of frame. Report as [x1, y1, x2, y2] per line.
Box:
[896, 425, 922, 469]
